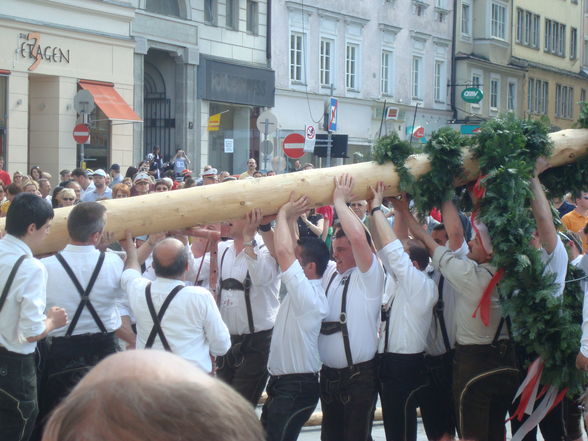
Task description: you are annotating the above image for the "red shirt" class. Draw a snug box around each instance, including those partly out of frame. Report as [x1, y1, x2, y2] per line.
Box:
[316, 205, 334, 227]
[0, 170, 11, 186]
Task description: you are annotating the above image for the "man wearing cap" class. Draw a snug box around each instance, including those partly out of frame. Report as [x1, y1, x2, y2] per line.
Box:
[202, 168, 218, 185]
[82, 170, 112, 202]
[133, 173, 151, 196]
[71, 168, 95, 200]
[109, 164, 122, 188]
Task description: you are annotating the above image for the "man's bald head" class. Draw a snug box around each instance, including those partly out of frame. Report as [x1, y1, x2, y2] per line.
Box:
[42, 351, 264, 441]
[152, 237, 189, 279]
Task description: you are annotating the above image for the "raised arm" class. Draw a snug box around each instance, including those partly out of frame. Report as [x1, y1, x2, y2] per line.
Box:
[369, 182, 397, 250]
[120, 231, 141, 272]
[530, 158, 557, 254]
[391, 195, 440, 257]
[441, 200, 465, 252]
[333, 174, 374, 272]
[275, 193, 310, 272]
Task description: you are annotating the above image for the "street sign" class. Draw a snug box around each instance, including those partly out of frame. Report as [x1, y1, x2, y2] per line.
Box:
[256, 110, 278, 135]
[73, 123, 90, 144]
[461, 87, 484, 103]
[261, 139, 273, 155]
[328, 97, 338, 132]
[73, 90, 95, 114]
[282, 133, 305, 159]
[304, 125, 316, 152]
[386, 107, 399, 120]
[460, 125, 481, 135]
[412, 126, 425, 138]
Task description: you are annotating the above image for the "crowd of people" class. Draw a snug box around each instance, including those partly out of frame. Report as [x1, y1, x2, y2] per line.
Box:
[1, 150, 588, 441]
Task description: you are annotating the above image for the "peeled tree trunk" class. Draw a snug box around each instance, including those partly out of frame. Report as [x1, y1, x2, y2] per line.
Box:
[2, 128, 587, 255]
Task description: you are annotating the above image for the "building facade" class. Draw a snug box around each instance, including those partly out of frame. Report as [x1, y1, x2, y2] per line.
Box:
[271, 0, 454, 169]
[0, 0, 138, 179]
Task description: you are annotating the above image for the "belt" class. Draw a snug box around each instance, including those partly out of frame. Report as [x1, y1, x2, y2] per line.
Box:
[0, 346, 33, 358]
[270, 372, 319, 381]
[321, 358, 376, 377]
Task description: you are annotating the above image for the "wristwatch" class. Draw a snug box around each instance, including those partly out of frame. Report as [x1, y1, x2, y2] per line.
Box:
[370, 206, 382, 216]
[243, 239, 257, 248]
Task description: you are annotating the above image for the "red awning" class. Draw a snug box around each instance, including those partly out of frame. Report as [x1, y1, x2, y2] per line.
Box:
[79, 80, 141, 122]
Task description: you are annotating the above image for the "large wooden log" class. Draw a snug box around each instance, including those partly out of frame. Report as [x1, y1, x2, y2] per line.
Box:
[2, 128, 588, 255]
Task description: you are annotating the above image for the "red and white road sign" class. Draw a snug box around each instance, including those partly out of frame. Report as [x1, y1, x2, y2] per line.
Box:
[73, 124, 90, 144]
[282, 133, 305, 159]
[412, 126, 425, 139]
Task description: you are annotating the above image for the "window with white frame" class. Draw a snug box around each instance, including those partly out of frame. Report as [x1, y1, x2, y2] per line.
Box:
[571, 27, 577, 60]
[490, 78, 500, 109]
[580, 89, 586, 114]
[528, 78, 548, 115]
[434, 60, 445, 102]
[320, 38, 333, 87]
[584, 37, 588, 66]
[555, 84, 574, 119]
[381, 50, 394, 96]
[204, 0, 217, 24]
[472, 72, 481, 89]
[290, 32, 304, 83]
[412, 56, 422, 99]
[516, 8, 540, 49]
[491, 2, 506, 40]
[346, 43, 359, 90]
[507, 81, 516, 111]
[435, 0, 445, 7]
[246, 0, 258, 34]
[545, 19, 566, 57]
[461, 3, 471, 37]
[226, 0, 238, 29]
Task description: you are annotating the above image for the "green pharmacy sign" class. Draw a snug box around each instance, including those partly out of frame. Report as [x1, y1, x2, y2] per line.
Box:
[461, 87, 484, 103]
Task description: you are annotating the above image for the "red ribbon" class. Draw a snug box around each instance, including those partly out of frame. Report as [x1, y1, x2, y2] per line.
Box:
[547, 387, 568, 413]
[508, 359, 544, 422]
[471, 174, 488, 200]
[472, 267, 505, 326]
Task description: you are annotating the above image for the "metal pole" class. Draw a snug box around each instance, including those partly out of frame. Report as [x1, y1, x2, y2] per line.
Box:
[378, 100, 387, 138]
[80, 112, 88, 168]
[409, 102, 419, 145]
[327, 84, 334, 168]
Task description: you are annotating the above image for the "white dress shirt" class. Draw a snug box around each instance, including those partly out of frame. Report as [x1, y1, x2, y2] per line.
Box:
[217, 238, 280, 335]
[268, 260, 329, 375]
[426, 240, 469, 356]
[81, 186, 112, 202]
[319, 255, 385, 368]
[0, 235, 47, 354]
[42, 245, 124, 337]
[573, 255, 588, 357]
[378, 240, 438, 354]
[121, 269, 231, 372]
[540, 237, 568, 298]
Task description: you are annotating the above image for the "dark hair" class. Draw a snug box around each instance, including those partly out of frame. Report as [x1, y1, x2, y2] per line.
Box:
[67, 202, 107, 242]
[60, 169, 71, 178]
[297, 237, 330, 277]
[51, 186, 64, 208]
[125, 167, 139, 179]
[407, 239, 429, 271]
[432, 223, 446, 232]
[333, 225, 373, 247]
[6, 183, 22, 196]
[71, 168, 88, 178]
[6, 193, 54, 237]
[30, 166, 43, 180]
[584, 223, 588, 235]
[153, 245, 189, 279]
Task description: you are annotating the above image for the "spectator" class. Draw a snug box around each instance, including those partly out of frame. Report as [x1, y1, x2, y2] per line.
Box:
[30, 166, 42, 182]
[59, 169, 71, 183]
[293, 159, 302, 171]
[253, 171, 264, 178]
[71, 168, 95, 199]
[109, 164, 122, 188]
[219, 170, 230, 181]
[562, 191, 588, 252]
[184, 177, 196, 188]
[161, 177, 173, 190]
[125, 166, 138, 180]
[154, 180, 169, 192]
[148, 146, 163, 179]
[55, 188, 76, 208]
[22, 179, 39, 194]
[202, 168, 218, 185]
[0, 156, 10, 185]
[38, 178, 52, 201]
[112, 183, 131, 199]
[122, 177, 133, 189]
[0, 184, 5, 204]
[239, 158, 257, 179]
[64, 180, 82, 203]
[171, 148, 191, 180]
[0, 183, 22, 217]
[302, 163, 314, 171]
[297, 208, 324, 239]
[133, 172, 151, 196]
[82, 169, 112, 202]
[13, 171, 23, 186]
[266, 170, 276, 177]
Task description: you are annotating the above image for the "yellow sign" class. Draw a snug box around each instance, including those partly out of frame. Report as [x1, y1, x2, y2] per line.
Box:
[208, 113, 221, 131]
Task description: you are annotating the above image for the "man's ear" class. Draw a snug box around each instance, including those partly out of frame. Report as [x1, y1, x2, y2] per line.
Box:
[26, 223, 37, 235]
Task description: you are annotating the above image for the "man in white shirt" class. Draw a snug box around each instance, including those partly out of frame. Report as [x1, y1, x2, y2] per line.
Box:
[260, 194, 330, 441]
[0, 193, 67, 441]
[120, 235, 230, 372]
[81, 169, 112, 201]
[215, 210, 280, 405]
[369, 183, 437, 441]
[37, 202, 123, 434]
[319, 174, 385, 441]
[71, 168, 95, 200]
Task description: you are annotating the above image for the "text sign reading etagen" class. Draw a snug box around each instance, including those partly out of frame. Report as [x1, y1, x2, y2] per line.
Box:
[18, 33, 70, 72]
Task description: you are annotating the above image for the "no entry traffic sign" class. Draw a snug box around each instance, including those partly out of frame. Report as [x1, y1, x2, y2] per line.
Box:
[282, 133, 305, 159]
[73, 124, 90, 144]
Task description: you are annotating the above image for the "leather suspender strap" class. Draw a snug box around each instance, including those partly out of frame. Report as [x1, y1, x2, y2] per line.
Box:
[435, 275, 452, 353]
[56, 252, 107, 336]
[320, 275, 354, 368]
[0, 255, 27, 314]
[492, 316, 512, 346]
[144, 283, 185, 351]
[220, 246, 255, 334]
[325, 272, 337, 297]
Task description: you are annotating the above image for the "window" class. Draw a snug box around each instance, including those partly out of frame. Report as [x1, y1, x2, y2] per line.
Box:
[226, 0, 238, 29]
[580, 89, 586, 114]
[435, 0, 445, 7]
[490, 78, 499, 109]
[491, 3, 506, 40]
[555, 84, 574, 119]
[290, 32, 304, 83]
[381, 50, 394, 95]
[472, 73, 481, 89]
[346, 43, 359, 90]
[528, 78, 548, 115]
[204, 0, 217, 24]
[146, 0, 180, 17]
[246, 0, 258, 34]
[507, 81, 516, 111]
[320, 39, 333, 87]
[461, 3, 471, 36]
[434, 60, 445, 102]
[571, 27, 577, 60]
[412, 56, 422, 99]
[516, 9, 540, 49]
[545, 19, 566, 57]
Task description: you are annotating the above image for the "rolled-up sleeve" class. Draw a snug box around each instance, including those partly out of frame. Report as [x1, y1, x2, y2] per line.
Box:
[245, 245, 279, 286]
[202, 292, 231, 356]
[17, 262, 47, 341]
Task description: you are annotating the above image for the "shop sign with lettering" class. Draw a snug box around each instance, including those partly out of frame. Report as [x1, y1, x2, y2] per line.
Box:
[18, 32, 70, 72]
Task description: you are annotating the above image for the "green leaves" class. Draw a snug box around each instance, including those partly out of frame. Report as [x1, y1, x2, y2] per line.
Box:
[372, 133, 415, 193]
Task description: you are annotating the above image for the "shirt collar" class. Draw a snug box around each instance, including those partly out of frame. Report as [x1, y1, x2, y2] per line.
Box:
[3, 234, 33, 256]
[63, 244, 97, 252]
[154, 277, 186, 288]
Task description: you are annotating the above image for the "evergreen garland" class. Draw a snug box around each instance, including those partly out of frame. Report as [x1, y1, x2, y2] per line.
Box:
[372, 133, 415, 193]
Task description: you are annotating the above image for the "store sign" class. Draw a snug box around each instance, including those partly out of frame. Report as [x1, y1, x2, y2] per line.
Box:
[461, 87, 484, 103]
[18, 32, 70, 72]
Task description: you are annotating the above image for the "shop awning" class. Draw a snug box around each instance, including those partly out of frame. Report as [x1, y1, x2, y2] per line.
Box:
[79, 80, 142, 122]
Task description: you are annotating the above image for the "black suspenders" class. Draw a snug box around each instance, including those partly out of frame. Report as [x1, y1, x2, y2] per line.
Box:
[434, 275, 452, 353]
[55, 252, 106, 336]
[0, 255, 27, 313]
[320, 273, 354, 368]
[144, 283, 184, 351]
[219, 246, 255, 334]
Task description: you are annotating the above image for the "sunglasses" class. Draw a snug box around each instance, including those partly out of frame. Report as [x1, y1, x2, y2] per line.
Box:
[61, 197, 75, 201]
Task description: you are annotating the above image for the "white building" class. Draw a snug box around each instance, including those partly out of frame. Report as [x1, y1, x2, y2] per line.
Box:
[271, 0, 454, 168]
